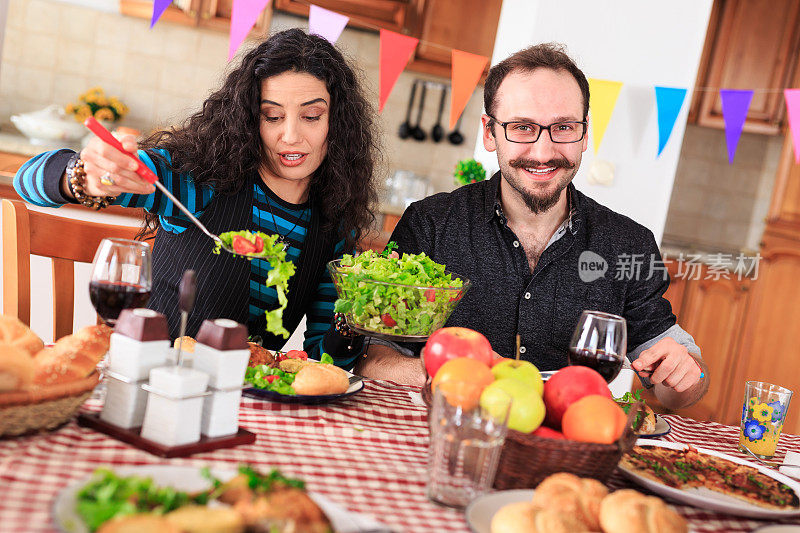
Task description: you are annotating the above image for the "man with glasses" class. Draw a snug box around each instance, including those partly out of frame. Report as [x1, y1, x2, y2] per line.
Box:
[358, 43, 707, 410]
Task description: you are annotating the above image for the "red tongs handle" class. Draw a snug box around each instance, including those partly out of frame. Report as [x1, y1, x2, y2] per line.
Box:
[83, 117, 158, 184]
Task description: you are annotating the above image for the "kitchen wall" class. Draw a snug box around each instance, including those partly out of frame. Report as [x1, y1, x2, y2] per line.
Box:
[474, 0, 714, 243]
[662, 125, 784, 253]
[0, 0, 482, 195]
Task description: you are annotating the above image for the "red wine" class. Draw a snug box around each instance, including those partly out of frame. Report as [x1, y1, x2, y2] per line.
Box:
[568, 348, 623, 383]
[89, 281, 151, 325]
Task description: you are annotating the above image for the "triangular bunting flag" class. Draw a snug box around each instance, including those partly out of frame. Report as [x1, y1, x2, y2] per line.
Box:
[588, 79, 623, 155]
[228, 0, 271, 60]
[150, 0, 171, 28]
[449, 50, 488, 129]
[379, 29, 418, 112]
[654, 86, 687, 157]
[720, 89, 754, 163]
[785, 89, 800, 164]
[308, 4, 349, 45]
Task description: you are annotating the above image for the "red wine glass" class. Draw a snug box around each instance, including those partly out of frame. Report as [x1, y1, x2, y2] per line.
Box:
[89, 238, 152, 326]
[568, 310, 627, 383]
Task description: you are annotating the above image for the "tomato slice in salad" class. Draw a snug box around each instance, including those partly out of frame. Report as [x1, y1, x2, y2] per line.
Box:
[424, 288, 436, 302]
[381, 313, 397, 327]
[231, 235, 265, 255]
[285, 350, 308, 360]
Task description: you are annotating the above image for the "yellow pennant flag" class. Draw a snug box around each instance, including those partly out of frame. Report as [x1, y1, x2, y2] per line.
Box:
[587, 79, 623, 155]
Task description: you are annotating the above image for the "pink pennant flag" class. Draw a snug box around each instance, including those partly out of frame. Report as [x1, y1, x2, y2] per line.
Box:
[309, 4, 349, 44]
[228, 0, 271, 60]
[785, 89, 800, 164]
[150, 0, 171, 28]
[379, 29, 418, 112]
[720, 89, 753, 164]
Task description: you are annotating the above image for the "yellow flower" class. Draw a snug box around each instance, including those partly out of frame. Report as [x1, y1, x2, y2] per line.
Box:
[753, 402, 774, 423]
[94, 108, 115, 121]
[65, 104, 75, 114]
[75, 104, 92, 122]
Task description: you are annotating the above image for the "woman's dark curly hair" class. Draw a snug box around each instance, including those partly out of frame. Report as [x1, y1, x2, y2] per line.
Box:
[139, 28, 379, 250]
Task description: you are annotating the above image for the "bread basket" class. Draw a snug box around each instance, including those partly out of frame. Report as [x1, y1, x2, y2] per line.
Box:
[0, 373, 99, 437]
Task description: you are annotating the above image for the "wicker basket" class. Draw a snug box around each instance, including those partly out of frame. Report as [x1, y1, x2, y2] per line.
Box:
[493, 403, 644, 489]
[0, 373, 100, 437]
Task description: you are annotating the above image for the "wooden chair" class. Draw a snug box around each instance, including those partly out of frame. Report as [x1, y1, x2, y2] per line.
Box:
[2, 199, 142, 340]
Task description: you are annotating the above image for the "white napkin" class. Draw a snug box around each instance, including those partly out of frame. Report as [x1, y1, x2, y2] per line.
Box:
[779, 451, 800, 480]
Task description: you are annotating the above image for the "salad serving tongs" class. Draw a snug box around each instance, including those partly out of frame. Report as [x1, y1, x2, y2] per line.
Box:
[83, 117, 257, 258]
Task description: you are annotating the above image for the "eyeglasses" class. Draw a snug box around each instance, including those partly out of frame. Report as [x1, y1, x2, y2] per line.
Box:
[486, 114, 587, 144]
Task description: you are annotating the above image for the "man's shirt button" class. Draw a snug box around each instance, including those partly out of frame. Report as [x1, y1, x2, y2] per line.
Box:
[513, 240, 520, 248]
[524, 292, 531, 299]
[519, 346, 527, 354]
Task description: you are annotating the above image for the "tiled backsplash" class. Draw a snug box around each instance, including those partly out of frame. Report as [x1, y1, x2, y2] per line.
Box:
[0, 0, 482, 194]
[663, 124, 783, 252]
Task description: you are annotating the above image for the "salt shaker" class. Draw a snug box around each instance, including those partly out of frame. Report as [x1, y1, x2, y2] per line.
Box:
[140, 366, 210, 446]
[101, 308, 169, 429]
[193, 319, 250, 437]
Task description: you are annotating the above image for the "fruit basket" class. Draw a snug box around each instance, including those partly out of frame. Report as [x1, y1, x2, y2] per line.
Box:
[0, 373, 100, 437]
[327, 258, 470, 342]
[492, 402, 645, 489]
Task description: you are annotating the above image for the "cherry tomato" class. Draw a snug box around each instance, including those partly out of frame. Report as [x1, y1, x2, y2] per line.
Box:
[382, 313, 397, 327]
[232, 236, 257, 255]
[286, 350, 308, 360]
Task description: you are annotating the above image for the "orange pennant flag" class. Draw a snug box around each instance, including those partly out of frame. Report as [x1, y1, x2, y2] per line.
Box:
[379, 30, 419, 112]
[449, 50, 489, 129]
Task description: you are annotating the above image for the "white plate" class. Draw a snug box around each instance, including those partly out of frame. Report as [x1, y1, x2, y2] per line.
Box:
[53, 465, 386, 533]
[619, 439, 800, 519]
[464, 489, 534, 533]
[637, 414, 672, 438]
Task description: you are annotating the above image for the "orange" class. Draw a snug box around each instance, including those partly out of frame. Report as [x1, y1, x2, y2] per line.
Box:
[432, 357, 494, 409]
[562, 395, 627, 444]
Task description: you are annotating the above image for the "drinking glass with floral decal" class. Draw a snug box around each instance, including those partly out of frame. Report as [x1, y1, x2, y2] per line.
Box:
[740, 381, 793, 460]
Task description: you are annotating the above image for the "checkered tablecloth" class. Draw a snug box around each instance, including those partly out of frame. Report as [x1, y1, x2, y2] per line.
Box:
[1, 381, 799, 533]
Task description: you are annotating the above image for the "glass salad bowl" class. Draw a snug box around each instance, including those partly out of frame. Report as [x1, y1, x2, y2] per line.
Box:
[327, 258, 471, 342]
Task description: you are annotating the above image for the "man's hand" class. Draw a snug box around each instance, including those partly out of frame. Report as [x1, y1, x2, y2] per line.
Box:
[632, 337, 708, 409]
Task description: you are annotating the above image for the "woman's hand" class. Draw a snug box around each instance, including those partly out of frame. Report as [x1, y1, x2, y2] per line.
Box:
[71, 134, 156, 197]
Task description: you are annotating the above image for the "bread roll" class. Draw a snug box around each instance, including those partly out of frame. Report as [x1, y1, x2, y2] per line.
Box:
[292, 364, 349, 395]
[33, 324, 112, 386]
[165, 505, 244, 533]
[491, 501, 590, 533]
[174, 336, 196, 353]
[0, 315, 43, 356]
[97, 514, 181, 533]
[599, 489, 688, 533]
[0, 342, 35, 392]
[530, 472, 608, 531]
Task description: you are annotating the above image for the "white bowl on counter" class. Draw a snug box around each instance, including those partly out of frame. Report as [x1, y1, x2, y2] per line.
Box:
[10, 105, 87, 146]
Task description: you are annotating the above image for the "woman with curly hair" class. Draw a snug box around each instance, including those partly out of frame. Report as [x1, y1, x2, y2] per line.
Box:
[14, 29, 380, 368]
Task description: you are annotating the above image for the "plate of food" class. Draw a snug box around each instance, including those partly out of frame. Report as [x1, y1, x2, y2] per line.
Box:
[465, 489, 534, 533]
[615, 389, 671, 437]
[327, 246, 470, 342]
[53, 464, 385, 532]
[619, 439, 800, 519]
[242, 349, 364, 405]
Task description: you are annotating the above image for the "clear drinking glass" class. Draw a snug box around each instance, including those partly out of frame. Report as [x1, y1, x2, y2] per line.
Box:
[740, 381, 793, 460]
[427, 381, 511, 508]
[89, 238, 152, 326]
[568, 310, 627, 383]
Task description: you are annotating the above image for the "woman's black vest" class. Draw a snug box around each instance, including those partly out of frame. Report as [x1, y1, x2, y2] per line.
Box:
[147, 175, 336, 349]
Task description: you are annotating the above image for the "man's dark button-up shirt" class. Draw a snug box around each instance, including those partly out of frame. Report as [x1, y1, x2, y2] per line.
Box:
[389, 172, 677, 370]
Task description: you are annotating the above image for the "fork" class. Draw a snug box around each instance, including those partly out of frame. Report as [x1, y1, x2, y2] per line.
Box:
[84, 117, 259, 258]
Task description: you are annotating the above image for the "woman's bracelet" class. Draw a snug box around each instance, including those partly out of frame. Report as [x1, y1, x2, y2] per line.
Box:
[333, 312, 355, 338]
[66, 154, 116, 210]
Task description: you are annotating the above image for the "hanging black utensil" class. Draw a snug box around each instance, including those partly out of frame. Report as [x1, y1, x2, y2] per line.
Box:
[175, 269, 197, 368]
[448, 114, 464, 145]
[398, 80, 418, 139]
[410, 82, 428, 142]
[431, 85, 447, 143]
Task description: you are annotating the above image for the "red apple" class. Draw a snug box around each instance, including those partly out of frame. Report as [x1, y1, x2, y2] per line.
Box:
[542, 366, 612, 429]
[423, 327, 493, 378]
[531, 426, 566, 440]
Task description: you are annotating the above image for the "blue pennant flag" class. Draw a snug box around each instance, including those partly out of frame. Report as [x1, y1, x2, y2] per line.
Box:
[654, 86, 688, 157]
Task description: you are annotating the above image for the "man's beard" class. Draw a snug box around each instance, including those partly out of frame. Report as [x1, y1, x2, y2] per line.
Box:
[500, 156, 577, 214]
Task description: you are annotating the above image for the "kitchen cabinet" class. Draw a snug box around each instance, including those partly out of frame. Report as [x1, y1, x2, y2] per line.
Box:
[119, 0, 272, 35]
[689, 0, 800, 134]
[273, 0, 412, 33]
[273, 0, 502, 78]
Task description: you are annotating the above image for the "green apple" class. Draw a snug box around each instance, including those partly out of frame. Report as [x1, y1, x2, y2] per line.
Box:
[491, 359, 543, 396]
[479, 378, 545, 433]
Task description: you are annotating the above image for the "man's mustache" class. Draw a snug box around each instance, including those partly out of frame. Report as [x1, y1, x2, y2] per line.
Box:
[509, 158, 575, 170]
